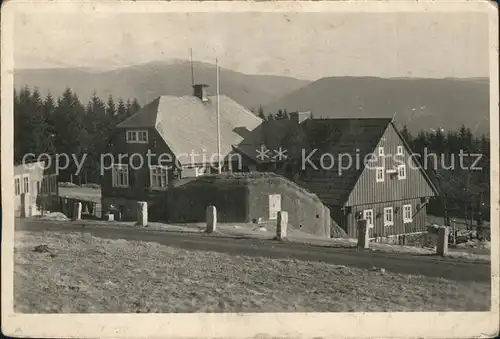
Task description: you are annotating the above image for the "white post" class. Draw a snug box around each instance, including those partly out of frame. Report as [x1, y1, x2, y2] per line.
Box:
[72, 202, 82, 221]
[206, 205, 217, 233]
[452, 219, 456, 245]
[437, 226, 449, 256]
[21, 193, 31, 218]
[357, 219, 369, 249]
[137, 201, 148, 227]
[276, 211, 288, 240]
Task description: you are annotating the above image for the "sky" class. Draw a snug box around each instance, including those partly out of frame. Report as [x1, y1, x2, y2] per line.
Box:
[14, 11, 489, 80]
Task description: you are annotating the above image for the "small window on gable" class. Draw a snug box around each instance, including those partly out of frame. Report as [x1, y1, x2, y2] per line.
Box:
[384, 207, 394, 226]
[138, 131, 148, 142]
[397, 146, 404, 156]
[378, 147, 384, 157]
[126, 130, 148, 143]
[376, 167, 384, 182]
[397, 164, 407, 180]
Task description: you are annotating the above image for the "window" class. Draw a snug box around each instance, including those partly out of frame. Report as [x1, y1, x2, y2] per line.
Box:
[52, 175, 58, 193]
[138, 131, 148, 142]
[384, 207, 394, 226]
[112, 164, 129, 187]
[403, 204, 412, 223]
[14, 177, 21, 196]
[23, 175, 30, 193]
[150, 166, 168, 189]
[126, 130, 148, 143]
[378, 147, 384, 157]
[397, 146, 404, 156]
[363, 209, 374, 228]
[376, 167, 385, 182]
[397, 164, 406, 180]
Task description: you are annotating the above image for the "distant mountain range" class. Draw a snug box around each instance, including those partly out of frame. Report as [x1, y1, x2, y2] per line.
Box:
[14, 60, 310, 112]
[264, 76, 490, 135]
[15, 60, 489, 135]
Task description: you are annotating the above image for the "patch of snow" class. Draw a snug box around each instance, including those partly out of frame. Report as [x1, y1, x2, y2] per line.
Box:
[37, 212, 69, 221]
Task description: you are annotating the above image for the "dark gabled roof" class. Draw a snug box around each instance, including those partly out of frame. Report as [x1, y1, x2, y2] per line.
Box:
[117, 95, 264, 166]
[301, 118, 391, 156]
[297, 118, 392, 205]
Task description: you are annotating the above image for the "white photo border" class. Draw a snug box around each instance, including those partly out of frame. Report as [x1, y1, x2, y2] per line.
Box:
[1, 1, 498, 338]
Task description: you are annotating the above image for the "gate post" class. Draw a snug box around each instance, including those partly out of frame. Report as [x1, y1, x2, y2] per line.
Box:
[276, 211, 288, 240]
[436, 226, 449, 256]
[72, 202, 82, 221]
[357, 219, 369, 249]
[137, 201, 148, 227]
[21, 193, 31, 218]
[206, 205, 217, 233]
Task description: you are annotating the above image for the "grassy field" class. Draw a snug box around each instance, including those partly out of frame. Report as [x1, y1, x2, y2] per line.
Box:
[14, 231, 490, 313]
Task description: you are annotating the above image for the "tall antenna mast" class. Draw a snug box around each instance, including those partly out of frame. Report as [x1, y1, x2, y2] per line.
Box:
[216, 58, 222, 174]
[189, 48, 195, 86]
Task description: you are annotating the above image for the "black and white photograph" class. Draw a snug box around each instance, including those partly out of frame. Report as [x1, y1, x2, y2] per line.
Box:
[1, 1, 498, 338]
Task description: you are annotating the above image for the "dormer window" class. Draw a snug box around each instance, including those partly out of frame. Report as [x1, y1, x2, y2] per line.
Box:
[126, 130, 148, 143]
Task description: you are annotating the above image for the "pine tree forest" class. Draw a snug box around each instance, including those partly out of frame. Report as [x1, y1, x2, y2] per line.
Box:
[14, 86, 142, 184]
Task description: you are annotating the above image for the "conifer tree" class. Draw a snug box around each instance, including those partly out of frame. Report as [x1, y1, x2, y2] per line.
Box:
[257, 105, 266, 121]
[116, 98, 128, 122]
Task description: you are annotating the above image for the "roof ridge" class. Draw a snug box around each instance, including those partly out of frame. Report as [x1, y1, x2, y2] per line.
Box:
[117, 96, 161, 128]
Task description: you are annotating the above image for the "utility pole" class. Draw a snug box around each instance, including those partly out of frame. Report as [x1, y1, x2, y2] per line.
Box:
[216, 58, 221, 174]
[189, 48, 195, 86]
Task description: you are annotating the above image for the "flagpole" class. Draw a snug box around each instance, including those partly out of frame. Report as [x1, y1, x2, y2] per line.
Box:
[216, 58, 222, 174]
[189, 48, 194, 86]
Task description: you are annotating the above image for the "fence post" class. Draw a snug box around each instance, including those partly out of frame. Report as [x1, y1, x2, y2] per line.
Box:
[206, 205, 217, 233]
[137, 201, 148, 226]
[72, 202, 82, 221]
[436, 226, 449, 256]
[452, 219, 457, 245]
[357, 219, 369, 249]
[21, 193, 31, 218]
[276, 211, 288, 240]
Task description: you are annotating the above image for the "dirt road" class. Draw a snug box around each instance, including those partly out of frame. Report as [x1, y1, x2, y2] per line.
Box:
[16, 219, 491, 283]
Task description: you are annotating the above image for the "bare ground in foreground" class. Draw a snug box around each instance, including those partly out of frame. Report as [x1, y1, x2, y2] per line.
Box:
[14, 231, 490, 313]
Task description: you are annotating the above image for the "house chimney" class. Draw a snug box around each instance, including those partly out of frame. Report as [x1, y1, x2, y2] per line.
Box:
[290, 111, 312, 124]
[193, 84, 209, 102]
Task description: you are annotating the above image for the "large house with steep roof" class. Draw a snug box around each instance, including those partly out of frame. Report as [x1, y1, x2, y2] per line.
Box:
[265, 114, 439, 239]
[101, 84, 266, 220]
